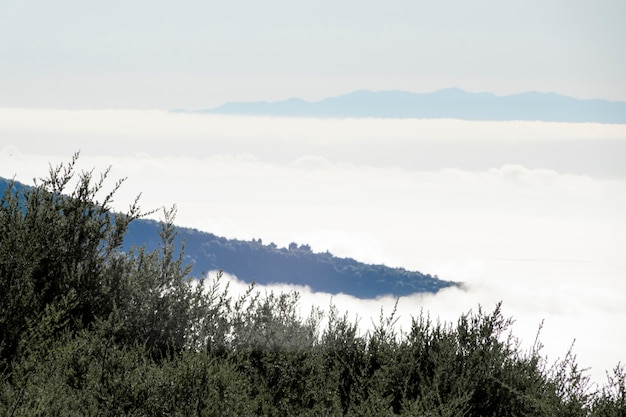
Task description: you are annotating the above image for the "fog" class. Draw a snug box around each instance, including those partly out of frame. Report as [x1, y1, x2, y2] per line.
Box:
[1, 109, 625, 385]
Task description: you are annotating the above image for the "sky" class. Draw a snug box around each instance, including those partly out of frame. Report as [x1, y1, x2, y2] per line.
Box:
[1, 0, 626, 386]
[1, 0, 625, 108]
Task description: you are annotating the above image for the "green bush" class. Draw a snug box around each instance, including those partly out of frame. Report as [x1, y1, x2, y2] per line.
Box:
[1, 156, 624, 416]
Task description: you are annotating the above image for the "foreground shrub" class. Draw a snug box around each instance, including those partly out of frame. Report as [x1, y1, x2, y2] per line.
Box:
[1, 156, 624, 416]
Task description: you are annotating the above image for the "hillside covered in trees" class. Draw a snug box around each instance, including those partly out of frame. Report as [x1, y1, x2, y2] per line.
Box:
[1, 157, 624, 416]
[124, 220, 455, 298]
[0, 176, 456, 298]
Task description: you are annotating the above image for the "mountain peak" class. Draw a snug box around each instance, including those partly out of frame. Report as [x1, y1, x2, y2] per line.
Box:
[200, 89, 626, 124]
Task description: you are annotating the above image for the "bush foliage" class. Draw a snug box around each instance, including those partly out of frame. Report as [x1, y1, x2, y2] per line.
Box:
[1, 156, 624, 416]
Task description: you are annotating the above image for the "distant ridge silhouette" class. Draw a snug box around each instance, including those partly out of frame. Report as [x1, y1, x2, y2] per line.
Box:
[192, 88, 626, 124]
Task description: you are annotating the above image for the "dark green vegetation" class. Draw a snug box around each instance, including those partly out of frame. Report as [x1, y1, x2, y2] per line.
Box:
[0, 176, 456, 298]
[1, 157, 625, 416]
[124, 220, 455, 298]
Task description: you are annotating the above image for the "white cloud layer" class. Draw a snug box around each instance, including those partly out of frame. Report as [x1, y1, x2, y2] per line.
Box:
[1, 110, 625, 385]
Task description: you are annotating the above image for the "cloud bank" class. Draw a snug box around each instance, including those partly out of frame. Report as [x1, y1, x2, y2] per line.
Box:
[1, 110, 625, 384]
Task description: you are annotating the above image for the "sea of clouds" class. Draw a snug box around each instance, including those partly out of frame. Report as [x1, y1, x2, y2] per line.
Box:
[1, 109, 625, 385]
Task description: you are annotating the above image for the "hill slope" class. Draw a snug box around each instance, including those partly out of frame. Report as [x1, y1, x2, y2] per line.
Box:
[1, 177, 456, 298]
[197, 88, 626, 124]
[124, 219, 455, 298]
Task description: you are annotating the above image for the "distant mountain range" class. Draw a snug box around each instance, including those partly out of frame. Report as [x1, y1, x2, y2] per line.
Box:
[185, 88, 626, 124]
[1, 177, 456, 298]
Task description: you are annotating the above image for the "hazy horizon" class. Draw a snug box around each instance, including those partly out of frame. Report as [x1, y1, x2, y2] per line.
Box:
[2, 0, 625, 108]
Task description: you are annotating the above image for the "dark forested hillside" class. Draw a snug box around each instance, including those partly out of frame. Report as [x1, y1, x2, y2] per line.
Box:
[124, 219, 455, 298]
[1, 159, 624, 416]
[1, 176, 456, 298]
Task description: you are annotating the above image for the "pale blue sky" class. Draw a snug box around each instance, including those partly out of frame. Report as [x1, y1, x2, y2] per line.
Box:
[0, 0, 624, 108]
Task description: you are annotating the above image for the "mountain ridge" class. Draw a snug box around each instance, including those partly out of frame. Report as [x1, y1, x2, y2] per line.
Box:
[0, 176, 456, 298]
[182, 88, 626, 124]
